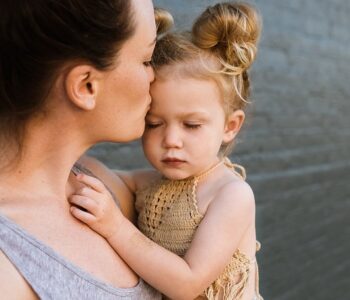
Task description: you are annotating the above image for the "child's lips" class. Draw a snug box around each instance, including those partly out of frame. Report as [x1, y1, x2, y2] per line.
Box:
[162, 158, 186, 166]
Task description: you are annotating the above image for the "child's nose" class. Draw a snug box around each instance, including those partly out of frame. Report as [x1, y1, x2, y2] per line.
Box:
[162, 127, 183, 148]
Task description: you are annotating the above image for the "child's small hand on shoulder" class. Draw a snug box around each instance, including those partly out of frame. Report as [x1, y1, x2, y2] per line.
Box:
[69, 173, 126, 239]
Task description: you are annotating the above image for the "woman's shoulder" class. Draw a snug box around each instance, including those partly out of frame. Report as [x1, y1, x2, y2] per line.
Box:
[133, 169, 162, 192]
[76, 155, 128, 195]
[76, 155, 136, 221]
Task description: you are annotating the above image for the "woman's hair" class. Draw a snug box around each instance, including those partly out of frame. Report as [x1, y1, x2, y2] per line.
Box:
[153, 1, 261, 113]
[0, 0, 135, 162]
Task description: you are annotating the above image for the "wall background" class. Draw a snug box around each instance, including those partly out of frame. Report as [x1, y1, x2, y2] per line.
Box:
[89, 1, 350, 299]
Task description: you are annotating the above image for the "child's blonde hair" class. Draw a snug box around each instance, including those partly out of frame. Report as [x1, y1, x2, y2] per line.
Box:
[153, 2, 261, 155]
[154, 2, 261, 112]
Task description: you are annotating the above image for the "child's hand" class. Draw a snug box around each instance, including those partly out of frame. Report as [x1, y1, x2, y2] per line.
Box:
[69, 173, 125, 239]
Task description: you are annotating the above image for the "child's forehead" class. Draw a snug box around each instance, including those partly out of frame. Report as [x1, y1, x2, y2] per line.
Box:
[153, 74, 207, 91]
[149, 79, 224, 118]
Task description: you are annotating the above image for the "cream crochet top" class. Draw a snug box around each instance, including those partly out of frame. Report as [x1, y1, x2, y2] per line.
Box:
[135, 158, 263, 300]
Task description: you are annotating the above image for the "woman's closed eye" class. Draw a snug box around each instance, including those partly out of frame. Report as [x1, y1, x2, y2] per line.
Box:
[143, 60, 153, 67]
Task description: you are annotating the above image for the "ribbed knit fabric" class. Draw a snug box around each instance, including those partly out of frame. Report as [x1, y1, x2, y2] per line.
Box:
[135, 158, 263, 300]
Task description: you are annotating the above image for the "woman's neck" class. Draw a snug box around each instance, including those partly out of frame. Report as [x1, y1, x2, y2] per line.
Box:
[0, 123, 91, 202]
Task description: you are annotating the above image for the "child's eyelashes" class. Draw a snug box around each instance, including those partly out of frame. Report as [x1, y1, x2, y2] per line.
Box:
[184, 123, 201, 129]
[146, 122, 161, 129]
[145, 122, 202, 130]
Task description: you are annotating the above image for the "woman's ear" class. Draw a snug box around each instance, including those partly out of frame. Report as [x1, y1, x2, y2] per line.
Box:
[65, 65, 101, 111]
[223, 110, 245, 143]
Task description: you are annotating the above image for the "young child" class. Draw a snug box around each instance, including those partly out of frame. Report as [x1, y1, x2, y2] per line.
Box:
[70, 2, 262, 299]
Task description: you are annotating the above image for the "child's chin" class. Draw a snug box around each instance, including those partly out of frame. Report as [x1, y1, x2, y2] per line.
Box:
[163, 171, 192, 181]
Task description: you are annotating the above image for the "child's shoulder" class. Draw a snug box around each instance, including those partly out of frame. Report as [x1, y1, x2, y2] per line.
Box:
[220, 174, 254, 200]
[209, 173, 255, 218]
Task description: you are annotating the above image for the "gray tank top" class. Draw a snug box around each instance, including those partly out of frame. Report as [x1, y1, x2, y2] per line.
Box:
[0, 212, 161, 299]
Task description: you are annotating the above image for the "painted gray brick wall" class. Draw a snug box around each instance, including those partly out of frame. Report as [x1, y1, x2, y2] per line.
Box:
[89, 1, 350, 299]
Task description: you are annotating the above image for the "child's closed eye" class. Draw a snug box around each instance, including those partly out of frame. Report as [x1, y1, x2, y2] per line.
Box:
[184, 123, 202, 129]
[146, 122, 162, 129]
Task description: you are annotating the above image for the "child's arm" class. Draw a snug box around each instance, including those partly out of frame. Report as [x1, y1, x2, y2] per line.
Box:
[69, 173, 255, 300]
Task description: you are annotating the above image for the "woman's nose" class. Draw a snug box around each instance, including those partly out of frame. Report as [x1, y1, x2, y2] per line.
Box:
[162, 127, 183, 149]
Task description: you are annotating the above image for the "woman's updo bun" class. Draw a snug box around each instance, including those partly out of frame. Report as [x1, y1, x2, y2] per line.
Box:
[154, 8, 174, 37]
[192, 2, 261, 76]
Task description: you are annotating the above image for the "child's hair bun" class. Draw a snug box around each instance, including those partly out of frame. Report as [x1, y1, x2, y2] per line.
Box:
[192, 2, 261, 76]
[154, 8, 174, 36]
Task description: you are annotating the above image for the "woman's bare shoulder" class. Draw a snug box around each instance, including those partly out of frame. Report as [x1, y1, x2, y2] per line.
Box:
[0, 251, 38, 300]
[131, 169, 162, 191]
[77, 154, 136, 221]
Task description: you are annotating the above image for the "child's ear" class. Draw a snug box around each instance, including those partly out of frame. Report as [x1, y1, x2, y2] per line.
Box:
[65, 65, 101, 111]
[223, 110, 245, 143]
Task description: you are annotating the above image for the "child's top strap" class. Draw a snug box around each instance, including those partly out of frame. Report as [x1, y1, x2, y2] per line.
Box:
[194, 160, 224, 181]
[194, 157, 247, 182]
[223, 156, 247, 180]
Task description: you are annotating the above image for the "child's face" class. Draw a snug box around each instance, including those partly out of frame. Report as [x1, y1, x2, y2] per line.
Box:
[142, 77, 231, 180]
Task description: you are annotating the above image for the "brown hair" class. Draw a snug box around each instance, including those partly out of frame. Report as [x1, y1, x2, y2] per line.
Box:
[0, 0, 135, 163]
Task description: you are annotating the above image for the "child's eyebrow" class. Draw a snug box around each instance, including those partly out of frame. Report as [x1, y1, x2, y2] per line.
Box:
[146, 111, 210, 120]
[178, 112, 210, 120]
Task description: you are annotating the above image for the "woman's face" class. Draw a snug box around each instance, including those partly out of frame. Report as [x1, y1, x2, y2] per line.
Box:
[96, 0, 157, 142]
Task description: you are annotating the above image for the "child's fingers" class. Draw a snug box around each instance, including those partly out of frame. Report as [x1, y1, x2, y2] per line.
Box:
[75, 173, 107, 193]
[70, 205, 96, 225]
[69, 195, 98, 215]
[76, 186, 104, 201]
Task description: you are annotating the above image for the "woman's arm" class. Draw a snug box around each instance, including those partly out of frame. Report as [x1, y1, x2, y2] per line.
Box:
[69, 174, 255, 300]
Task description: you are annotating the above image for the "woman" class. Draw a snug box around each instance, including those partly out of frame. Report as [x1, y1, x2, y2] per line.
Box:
[0, 0, 160, 298]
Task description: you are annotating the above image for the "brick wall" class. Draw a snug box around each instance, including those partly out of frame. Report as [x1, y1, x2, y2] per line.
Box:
[89, 1, 350, 299]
